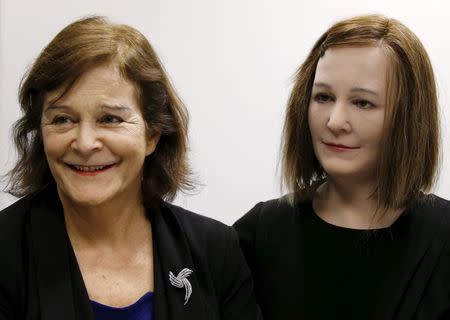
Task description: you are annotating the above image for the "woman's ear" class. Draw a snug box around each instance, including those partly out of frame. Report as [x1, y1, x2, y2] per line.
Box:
[145, 129, 161, 156]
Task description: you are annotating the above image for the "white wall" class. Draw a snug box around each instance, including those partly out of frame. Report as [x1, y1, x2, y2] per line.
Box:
[1, 0, 449, 225]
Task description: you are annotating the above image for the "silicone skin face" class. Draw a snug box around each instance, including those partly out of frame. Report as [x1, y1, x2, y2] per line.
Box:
[308, 46, 388, 182]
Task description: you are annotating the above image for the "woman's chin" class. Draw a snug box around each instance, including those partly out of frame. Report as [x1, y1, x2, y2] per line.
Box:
[58, 187, 116, 209]
[71, 196, 111, 208]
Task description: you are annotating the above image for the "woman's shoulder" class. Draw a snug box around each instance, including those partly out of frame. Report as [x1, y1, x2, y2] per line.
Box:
[163, 202, 239, 256]
[0, 194, 37, 313]
[418, 193, 450, 209]
[412, 194, 450, 237]
[164, 202, 231, 235]
[233, 195, 309, 232]
[0, 187, 51, 223]
[0, 194, 36, 240]
[0, 190, 53, 268]
[0, 194, 38, 268]
[413, 194, 450, 225]
[162, 203, 250, 280]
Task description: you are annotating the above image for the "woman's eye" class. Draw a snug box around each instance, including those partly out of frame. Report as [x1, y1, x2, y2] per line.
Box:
[100, 115, 123, 124]
[51, 115, 73, 125]
[353, 99, 374, 109]
[313, 93, 333, 103]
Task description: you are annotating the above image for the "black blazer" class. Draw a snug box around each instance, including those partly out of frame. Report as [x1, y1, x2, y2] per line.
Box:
[0, 186, 261, 320]
[234, 194, 450, 320]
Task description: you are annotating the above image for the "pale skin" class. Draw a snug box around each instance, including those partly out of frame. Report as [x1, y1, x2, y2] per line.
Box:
[308, 46, 402, 229]
[41, 62, 160, 307]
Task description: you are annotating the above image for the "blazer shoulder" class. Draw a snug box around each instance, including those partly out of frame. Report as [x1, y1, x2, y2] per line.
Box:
[0, 195, 35, 316]
[0, 194, 35, 243]
[164, 202, 231, 237]
[234, 196, 302, 233]
[163, 204, 245, 281]
[0, 194, 37, 271]
[163, 202, 238, 261]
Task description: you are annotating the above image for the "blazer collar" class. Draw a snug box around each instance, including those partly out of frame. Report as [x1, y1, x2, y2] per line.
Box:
[28, 186, 207, 320]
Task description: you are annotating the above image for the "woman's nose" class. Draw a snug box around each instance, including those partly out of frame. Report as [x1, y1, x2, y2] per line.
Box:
[70, 121, 103, 154]
[326, 102, 351, 133]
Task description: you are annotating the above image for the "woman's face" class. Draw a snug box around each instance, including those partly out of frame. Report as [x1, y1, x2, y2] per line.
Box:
[308, 46, 387, 182]
[41, 63, 159, 208]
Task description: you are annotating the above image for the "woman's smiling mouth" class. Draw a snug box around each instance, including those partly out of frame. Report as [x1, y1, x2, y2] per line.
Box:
[323, 142, 360, 151]
[67, 163, 116, 176]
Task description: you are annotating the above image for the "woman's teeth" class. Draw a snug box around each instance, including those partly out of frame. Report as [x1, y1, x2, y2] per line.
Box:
[73, 165, 109, 172]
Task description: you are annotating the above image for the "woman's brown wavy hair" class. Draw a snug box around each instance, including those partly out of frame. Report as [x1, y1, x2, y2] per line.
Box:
[6, 16, 193, 207]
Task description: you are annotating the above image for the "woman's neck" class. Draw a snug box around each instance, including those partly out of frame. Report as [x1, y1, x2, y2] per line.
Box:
[312, 178, 402, 229]
[60, 192, 149, 250]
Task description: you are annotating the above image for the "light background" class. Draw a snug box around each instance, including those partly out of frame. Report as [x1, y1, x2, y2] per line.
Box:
[1, 0, 449, 225]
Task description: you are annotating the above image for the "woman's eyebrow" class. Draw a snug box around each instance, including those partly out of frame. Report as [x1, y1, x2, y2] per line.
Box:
[350, 87, 379, 96]
[313, 82, 331, 89]
[313, 83, 379, 96]
[43, 104, 134, 114]
[43, 104, 71, 113]
[100, 104, 134, 114]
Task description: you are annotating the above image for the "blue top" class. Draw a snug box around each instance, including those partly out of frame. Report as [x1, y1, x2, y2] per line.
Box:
[91, 292, 153, 320]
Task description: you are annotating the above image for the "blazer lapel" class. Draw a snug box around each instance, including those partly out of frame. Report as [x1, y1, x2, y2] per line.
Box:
[28, 187, 94, 320]
[29, 188, 76, 320]
[149, 203, 207, 320]
[67, 244, 96, 320]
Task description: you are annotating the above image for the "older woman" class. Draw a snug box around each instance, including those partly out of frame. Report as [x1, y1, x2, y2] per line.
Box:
[234, 15, 450, 319]
[0, 16, 260, 320]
